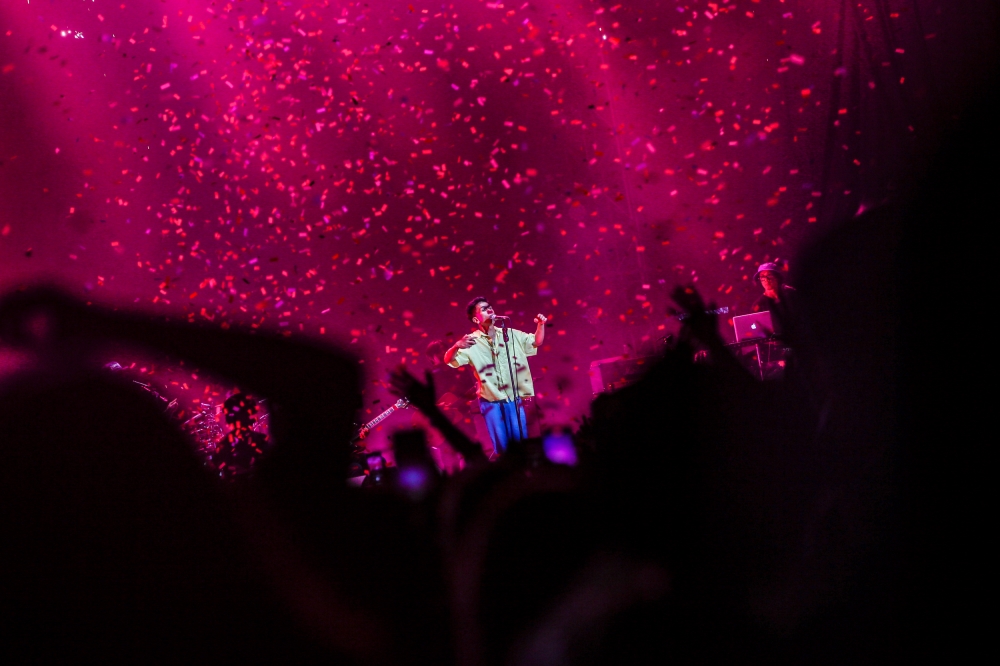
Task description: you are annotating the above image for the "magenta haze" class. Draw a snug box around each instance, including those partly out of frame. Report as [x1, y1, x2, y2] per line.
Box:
[0, 1, 988, 443]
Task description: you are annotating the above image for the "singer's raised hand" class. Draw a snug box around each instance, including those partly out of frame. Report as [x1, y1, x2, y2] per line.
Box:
[532, 313, 548, 347]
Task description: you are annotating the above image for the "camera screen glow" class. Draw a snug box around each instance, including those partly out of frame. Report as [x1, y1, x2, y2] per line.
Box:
[543, 433, 578, 466]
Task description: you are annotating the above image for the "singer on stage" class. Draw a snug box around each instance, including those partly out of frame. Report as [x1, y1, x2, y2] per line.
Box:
[443, 296, 547, 456]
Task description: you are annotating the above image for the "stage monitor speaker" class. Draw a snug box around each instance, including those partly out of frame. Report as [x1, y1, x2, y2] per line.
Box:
[589, 355, 656, 395]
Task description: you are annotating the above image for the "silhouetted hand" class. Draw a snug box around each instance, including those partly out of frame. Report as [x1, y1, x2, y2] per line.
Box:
[388, 365, 486, 464]
[389, 366, 437, 413]
[669, 285, 723, 348]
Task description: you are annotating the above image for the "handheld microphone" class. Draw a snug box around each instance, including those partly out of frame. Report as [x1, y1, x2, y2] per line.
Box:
[493, 314, 511, 327]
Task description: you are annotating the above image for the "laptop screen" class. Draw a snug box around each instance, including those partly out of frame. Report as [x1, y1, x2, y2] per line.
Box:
[732, 311, 774, 341]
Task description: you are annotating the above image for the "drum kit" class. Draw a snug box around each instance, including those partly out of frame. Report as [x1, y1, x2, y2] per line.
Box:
[125, 363, 442, 483]
[129, 373, 269, 477]
[181, 401, 226, 456]
[133, 368, 414, 483]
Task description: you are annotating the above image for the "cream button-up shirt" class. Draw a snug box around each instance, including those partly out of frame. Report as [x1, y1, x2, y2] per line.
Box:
[447, 328, 538, 402]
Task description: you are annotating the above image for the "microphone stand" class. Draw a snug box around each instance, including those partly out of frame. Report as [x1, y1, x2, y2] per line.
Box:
[498, 318, 526, 442]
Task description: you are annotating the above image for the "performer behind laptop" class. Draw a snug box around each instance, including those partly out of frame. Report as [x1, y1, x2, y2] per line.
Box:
[443, 296, 547, 456]
[749, 262, 797, 379]
[751, 261, 796, 338]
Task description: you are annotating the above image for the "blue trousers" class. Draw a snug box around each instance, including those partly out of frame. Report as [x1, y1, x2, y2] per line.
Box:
[479, 398, 528, 456]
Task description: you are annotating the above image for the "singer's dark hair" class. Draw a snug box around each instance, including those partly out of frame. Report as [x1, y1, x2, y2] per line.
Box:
[466, 296, 489, 322]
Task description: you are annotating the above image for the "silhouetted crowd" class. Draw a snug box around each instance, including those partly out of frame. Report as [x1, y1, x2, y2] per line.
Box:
[1, 89, 992, 665]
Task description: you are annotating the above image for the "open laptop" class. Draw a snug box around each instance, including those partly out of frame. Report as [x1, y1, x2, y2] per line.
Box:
[732, 311, 775, 342]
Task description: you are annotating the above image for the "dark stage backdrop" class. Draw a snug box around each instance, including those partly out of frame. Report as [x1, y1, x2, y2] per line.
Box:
[1, 1, 994, 446]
